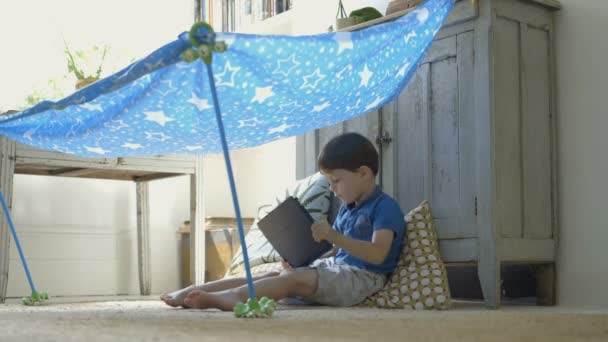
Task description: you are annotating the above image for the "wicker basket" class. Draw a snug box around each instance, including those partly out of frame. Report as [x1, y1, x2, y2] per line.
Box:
[386, 0, 424, 15]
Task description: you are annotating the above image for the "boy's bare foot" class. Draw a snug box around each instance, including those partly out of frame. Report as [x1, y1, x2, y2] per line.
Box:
[183, 289, 242, 311]
[160, 285, 194, 308]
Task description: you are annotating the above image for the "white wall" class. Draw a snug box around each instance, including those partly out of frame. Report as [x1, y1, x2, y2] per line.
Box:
[203, 139, 296, 218]
[555, 0, 608, 309]
[7, 175, 189, 297]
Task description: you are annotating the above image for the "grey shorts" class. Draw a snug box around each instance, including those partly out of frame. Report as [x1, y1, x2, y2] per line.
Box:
[303, 257, 387, 307]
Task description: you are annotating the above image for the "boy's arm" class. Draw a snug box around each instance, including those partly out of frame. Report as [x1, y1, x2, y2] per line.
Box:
[312, 220, 393, 265]
[320, 245, 340, 259]
[332, 229, 393, 265]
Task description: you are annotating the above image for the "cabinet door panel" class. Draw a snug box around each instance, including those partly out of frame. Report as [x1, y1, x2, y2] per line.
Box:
[457, 31, 477, 229]
[316, 111, 379, 157]
[494, 16, 523, 239]
[430, 55, 460, 226]
[494, 16, 554, 240]
[521, 25, 553, 239]
[343, 110, 379, 142]
[318, 122, 344, 155]
[395, 64, 429, 214]
[394, 32, 477, 239]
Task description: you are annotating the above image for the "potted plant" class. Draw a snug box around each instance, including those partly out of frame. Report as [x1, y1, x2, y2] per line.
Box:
[335, 1, 384, 31]
[336, 0, 361, 30]
[63, 41, 109, 89]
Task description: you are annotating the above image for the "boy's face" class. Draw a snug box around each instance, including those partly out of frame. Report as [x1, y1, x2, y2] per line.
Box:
[321, 167, 371, 204]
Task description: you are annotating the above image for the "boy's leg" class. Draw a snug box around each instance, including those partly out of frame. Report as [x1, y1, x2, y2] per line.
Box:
[161, 271, 280, 307]
[183, 268, 318, 311]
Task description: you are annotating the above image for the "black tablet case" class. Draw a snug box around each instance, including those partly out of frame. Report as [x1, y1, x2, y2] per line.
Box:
[257, 196, 332, 267]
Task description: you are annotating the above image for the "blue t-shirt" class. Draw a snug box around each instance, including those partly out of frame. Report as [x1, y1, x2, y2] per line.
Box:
[333, 186, 405, 274]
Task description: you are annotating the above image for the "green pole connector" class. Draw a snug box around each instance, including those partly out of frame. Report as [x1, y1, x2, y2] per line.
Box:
[234, 296, 277, 318]
[182, 21, 228, 65]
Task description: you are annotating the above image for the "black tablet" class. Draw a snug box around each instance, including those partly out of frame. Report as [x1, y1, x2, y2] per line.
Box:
[257, 196, 332, 268]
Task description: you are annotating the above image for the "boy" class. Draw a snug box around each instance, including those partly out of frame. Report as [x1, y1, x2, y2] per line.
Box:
[161, 132, 404, 310]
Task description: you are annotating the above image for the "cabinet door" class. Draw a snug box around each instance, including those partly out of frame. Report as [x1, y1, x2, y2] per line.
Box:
[296, 110, 380, 220]
[296, 109, 381, 180]
[493, 10, 554, 240]
[390, 31, 477, 240]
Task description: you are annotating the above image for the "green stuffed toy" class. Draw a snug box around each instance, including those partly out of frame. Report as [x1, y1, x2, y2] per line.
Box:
[234, 297, 277, 318]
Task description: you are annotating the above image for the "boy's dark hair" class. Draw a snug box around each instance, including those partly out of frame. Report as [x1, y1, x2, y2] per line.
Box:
[317, 132, 379, 175]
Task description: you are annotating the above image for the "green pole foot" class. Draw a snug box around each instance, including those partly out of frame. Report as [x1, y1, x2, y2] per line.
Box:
[22, 291, 49, 306]
[234, 297, 277, 318]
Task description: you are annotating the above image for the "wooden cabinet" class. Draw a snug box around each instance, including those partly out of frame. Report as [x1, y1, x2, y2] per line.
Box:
[296, 0, 561, 307]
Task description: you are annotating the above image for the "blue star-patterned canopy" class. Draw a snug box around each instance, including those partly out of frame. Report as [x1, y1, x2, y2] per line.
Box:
[0, 0, 454, 157]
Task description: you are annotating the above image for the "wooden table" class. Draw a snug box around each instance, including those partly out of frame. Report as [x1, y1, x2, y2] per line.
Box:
[0, 137, 205, 302]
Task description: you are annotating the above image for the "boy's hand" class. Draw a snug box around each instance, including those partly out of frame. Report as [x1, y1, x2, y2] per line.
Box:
[311, 216, 337, 243]
[280, 258, 292, 270]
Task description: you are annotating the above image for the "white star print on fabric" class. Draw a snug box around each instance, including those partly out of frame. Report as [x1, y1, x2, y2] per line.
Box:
[185, 145, 203, 151]
[0, 0, 455, 157]
[145, 132, 171, 142]
[333, 32, 354, 55]
[238, 118, 262, 127]
[273, 53, 300, 77]
[268, 123, 293, 134]
[85, 146, 111, 154]
[300, 69, 326, 90]
[312, 102, 331, 112]
[278, 101, 302, 114]
[251, 86, 274, 104]
[187, 93, 212, 111]
[335, 64, 352, 79]
[404, 31, 417, 43]
[365, 96, 385, 111]
[122, 143, 143, 149]
[80, 103, 103, 112]
[104, 120, 129, 131]
[359, 64, 373, 87]
[23, 128, 36, 141]
[159, 79, 177, 91]
[144, 111, 175, 126]
[415, 8, 430, 24]
[153, 87, 178, 97]
[396, 62, 411, 78]
[215, 61, 241, 87]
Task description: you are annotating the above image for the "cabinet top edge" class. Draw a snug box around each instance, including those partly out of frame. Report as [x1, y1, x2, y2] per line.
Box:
[523, 0, 562, 10]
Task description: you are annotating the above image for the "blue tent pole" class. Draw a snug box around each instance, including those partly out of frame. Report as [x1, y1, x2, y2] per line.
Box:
[204, 63, 257, 300]
[0, 191, 37, 294]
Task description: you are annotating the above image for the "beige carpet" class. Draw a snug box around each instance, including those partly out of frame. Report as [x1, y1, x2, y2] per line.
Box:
[0, 299, 607, 342]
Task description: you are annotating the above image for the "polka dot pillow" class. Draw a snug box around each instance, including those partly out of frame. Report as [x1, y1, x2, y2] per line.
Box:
[361, 200, 452, 310]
